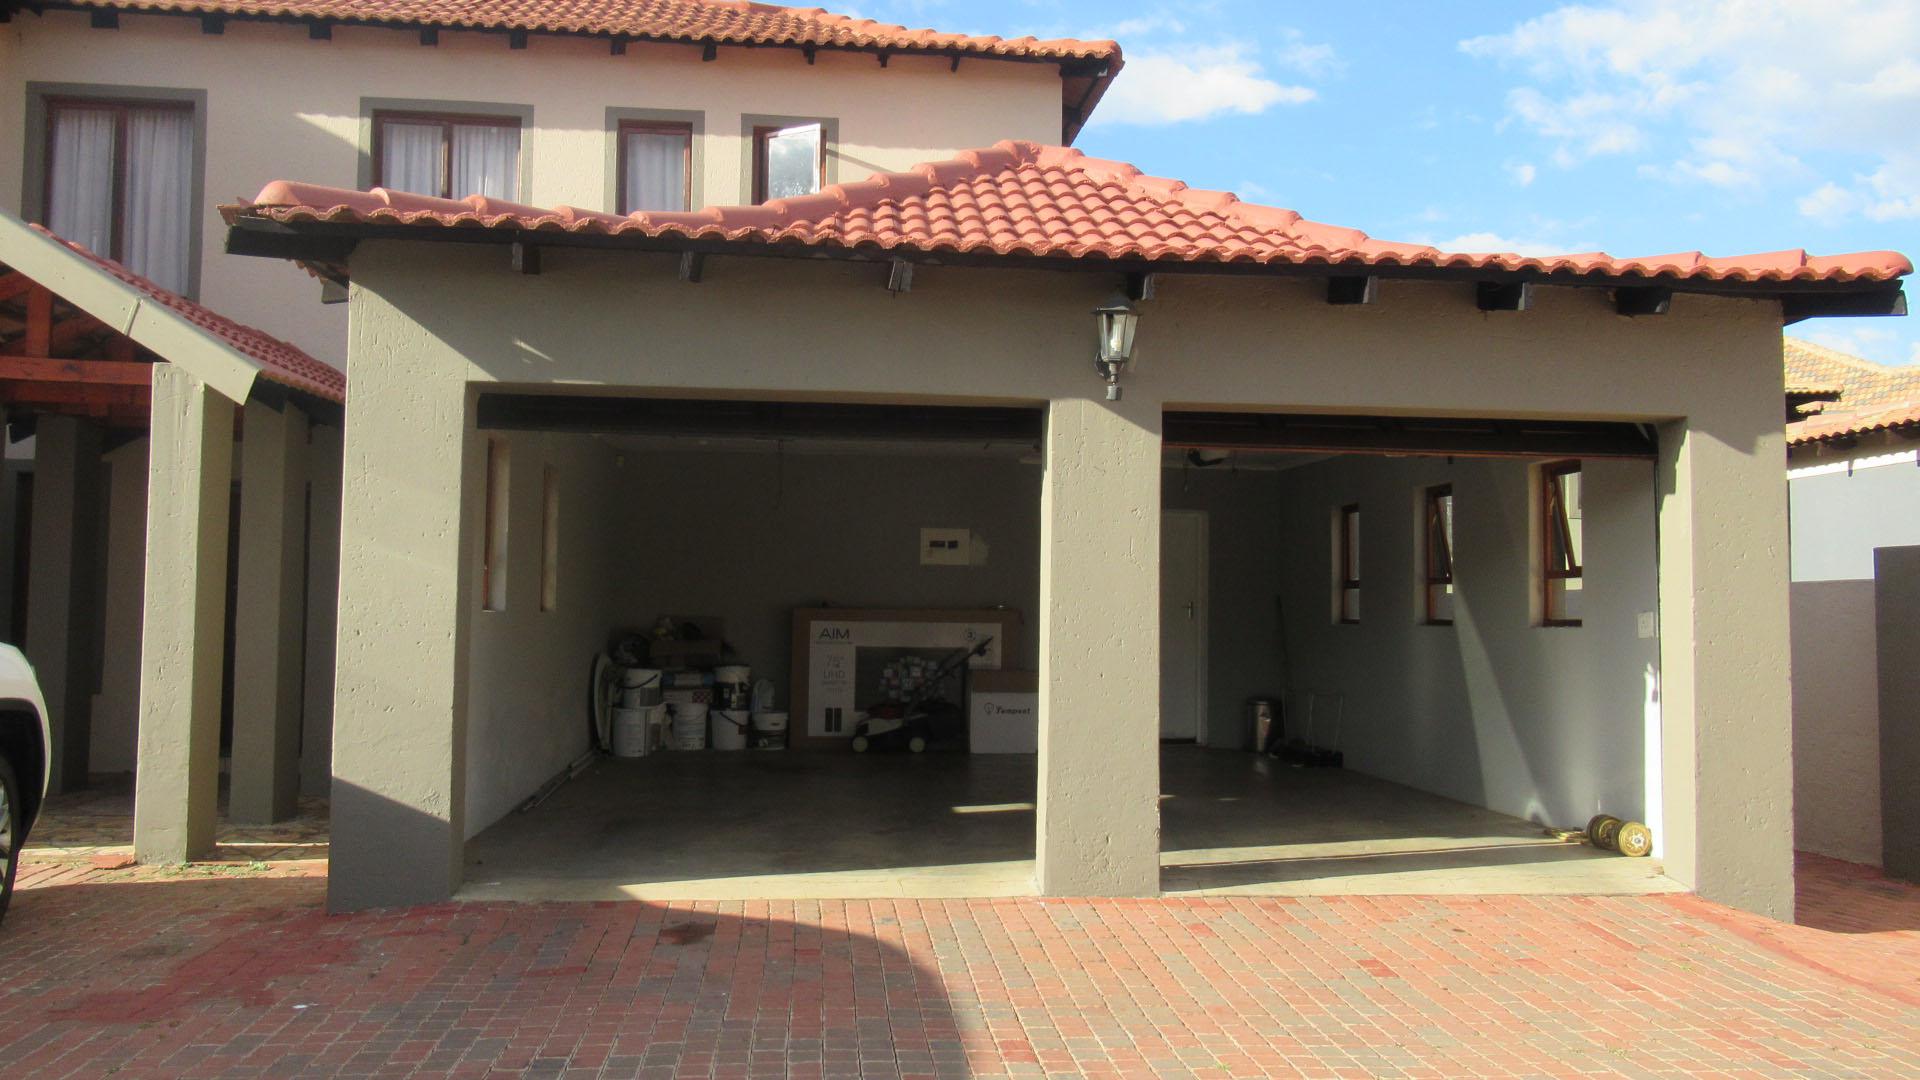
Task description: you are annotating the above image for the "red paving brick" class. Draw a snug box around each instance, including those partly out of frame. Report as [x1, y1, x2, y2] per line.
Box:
[1, 853, 1917, 1078]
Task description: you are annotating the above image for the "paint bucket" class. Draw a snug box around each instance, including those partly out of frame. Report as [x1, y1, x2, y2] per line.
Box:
[621, 667, 663, 690]
[714, 665, 752, 710]
[712, 709, 750, 750]
[669, 701, 708, 750]
[750, 710, 788, 751]
[750, 678, 777, 714]
[620, 686, 663, 708]
[612, 706, 660, 758]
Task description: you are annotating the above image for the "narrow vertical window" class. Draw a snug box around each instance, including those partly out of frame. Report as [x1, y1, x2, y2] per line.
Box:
[1424, 484, 1455, 625]
[44, 98, 196, 292]
[482, 438, 511, 611]
[540, 466, 559, 613]
[374, 111, 521, 200]
[753, 122, 823, 202]
[617, 121, 692, 212]
[1336, 503, 1361, 624]
[1542, 462, 1583, 626]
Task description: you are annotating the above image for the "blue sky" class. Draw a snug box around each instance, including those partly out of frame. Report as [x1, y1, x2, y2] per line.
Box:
[857, 0, 1920, 367]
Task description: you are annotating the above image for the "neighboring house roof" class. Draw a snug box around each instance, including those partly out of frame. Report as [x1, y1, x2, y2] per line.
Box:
[1785, 337, 1920, 411]
[0, 210, 343, 406]
[22, 1, 1123, 140]
[227, 140, 1911, 312]
[1783, 337, 1920, 447]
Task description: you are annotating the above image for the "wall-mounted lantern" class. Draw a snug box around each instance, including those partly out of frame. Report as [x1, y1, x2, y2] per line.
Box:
[1093, 293, 1140, 400]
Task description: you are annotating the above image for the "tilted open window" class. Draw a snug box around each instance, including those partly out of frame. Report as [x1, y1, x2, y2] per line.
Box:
[1423, 484, 1455, 625]
[1541, 462, 1583, 626]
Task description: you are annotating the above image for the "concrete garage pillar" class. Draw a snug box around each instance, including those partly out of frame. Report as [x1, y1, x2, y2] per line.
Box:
[1656, 411, 1795, 919]
[229, 400, 309, 823]
[1876, 546, 1920, 882]
[133, 366, 234, 863]
[300, 423, 343, 800]
[330, 378, 474, 911]
[25, 414, 104, 793]
[1035, 395, 1163, 896]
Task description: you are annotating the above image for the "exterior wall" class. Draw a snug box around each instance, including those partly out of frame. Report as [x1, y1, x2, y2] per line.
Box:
[463, 430, 619, 838]
[0, 11, 1066, 366]
[90, 436, 150, 774]
[1270, 455, 1660, 833]
[336, 239, 1793, 912]
[1785, 446, 1919, 866]
[1878, 546, 1920, 881]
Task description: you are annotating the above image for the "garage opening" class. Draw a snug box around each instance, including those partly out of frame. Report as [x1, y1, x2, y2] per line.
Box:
[1155, 411, 1680, 896]
[459, 394, 1046, 900]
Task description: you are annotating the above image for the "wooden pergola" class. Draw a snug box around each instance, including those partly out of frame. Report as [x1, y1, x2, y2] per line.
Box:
[0, 267, 154, 432]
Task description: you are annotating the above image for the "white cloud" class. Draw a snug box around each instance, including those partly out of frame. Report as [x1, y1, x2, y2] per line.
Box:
[1094, 44, 1314, 126]
[1509, 162, 1537, 187]
[1433, 232, 1576, 257]
[1273, 29, 1340, 77]
[1461, 1, 1920, 218]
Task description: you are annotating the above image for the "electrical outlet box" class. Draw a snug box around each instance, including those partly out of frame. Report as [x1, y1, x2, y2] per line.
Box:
[920, 527, 971, 566]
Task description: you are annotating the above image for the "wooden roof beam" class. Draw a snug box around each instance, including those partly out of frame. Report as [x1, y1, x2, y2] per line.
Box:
[0, 356, 155, 385]
[0, 381, 150, 409]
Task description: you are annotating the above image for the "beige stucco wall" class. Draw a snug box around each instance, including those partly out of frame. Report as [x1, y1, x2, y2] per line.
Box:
[336, 238, 1794, 913]
[1270, 454, 1662, 836]
[463, 430, 619, 838]
[0, 11, 1067, 366]
[89, 436, 151, 775]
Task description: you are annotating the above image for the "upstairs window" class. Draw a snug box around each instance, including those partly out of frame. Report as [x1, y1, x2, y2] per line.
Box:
[44, 98, 196, 293]
[1423, 484, 1455, 625]
[753, 123, 823, 203]
[1541, 462, 1583, 626]
[617, 120, 692, 213]
[374, 111, 521, 200]
[1336, 503, 1360, 624]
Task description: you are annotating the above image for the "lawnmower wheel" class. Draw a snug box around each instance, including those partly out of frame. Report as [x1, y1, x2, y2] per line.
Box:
[908, 736, 926, 753]
[851, 736, 869, 753]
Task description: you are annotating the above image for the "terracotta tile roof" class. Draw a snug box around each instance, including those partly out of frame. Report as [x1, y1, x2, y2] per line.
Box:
[1788, 399, 1920, 446]
[49, 2, 1122, 137]
[1784, 337, 1920, 411]
[229, 141, 1912, 289]
[33, 225, 345, 403]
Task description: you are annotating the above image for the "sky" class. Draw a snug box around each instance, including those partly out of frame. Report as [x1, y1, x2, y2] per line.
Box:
[854, 0, 1920, 367]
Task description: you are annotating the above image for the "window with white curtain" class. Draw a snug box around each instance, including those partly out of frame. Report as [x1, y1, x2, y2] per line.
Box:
[618, 121, 692, 213]
[44, 99, 196, 294]
[753, 123, 823, 203]
[374, 111, 521, 200]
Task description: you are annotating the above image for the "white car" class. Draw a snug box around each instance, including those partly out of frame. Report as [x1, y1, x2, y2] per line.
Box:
[0, 643, 50, 924]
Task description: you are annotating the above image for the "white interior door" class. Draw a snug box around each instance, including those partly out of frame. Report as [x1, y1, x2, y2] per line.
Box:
[1160, 510, 1207, 741]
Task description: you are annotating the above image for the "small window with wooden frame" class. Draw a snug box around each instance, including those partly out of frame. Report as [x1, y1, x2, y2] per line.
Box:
[41, 95, 198, 294]
[616, 119, 692, 213]
[1540, 461, 1583, 626]
[1422, 484, 1455, 625]
[539, 465, 559, 613]
[482, 437, 511, 612]
[1335, 503, 1361, 624]
[372, 109, 522, 200]
[752, 122, 825, 203]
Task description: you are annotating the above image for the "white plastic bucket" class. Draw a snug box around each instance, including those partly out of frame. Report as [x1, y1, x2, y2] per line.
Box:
[752, 711, 789, 734]
[611, 707, 651, 757]
[714, 666, 752, 710]
[621, 667, 663, 690]
[669, 701, 708, 750]
[620, 687, 662, 708]
[714, 665, 751, 686]
[712, 709, 750, 750]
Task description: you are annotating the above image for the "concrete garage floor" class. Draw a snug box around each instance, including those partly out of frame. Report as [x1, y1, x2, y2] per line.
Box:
[461, 745, 1679, 901]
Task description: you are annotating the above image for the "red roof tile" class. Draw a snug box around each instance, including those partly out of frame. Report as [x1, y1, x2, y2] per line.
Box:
[33, 225, 345, 403]
[1784, 337, 1920, 412]
[53, 2, 1121, 137]
[1788, 399, 1920, 446]
[230, 141, 1913, 288]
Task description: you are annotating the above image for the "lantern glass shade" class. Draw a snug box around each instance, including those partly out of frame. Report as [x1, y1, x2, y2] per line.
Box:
[1095, 297, 1140, 364]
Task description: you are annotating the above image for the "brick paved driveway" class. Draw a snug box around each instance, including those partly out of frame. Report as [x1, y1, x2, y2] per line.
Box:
[1, 855, 1917, 1078]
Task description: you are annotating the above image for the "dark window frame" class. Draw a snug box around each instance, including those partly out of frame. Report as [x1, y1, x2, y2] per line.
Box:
[1541, 461, 1583, 627]
[614, 119, 694, 214]
[1423, 484, 1455, 626]
[1337, 503, 1361, 625]
[41, 95, 195, 266]
[370, 108, 523, 199]
[751, 123, 826, 204]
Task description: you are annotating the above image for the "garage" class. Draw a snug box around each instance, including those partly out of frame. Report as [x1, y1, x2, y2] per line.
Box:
[453, 393, 1675, 900]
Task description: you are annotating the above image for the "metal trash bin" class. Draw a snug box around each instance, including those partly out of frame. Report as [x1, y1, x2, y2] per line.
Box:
[1247, 697, 1279, 752]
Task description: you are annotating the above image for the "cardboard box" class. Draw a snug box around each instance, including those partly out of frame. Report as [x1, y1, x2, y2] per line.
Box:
[969, 669, 1038, 754]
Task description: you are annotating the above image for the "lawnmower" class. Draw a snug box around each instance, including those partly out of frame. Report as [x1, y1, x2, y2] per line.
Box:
[850, 636, 994, 753]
